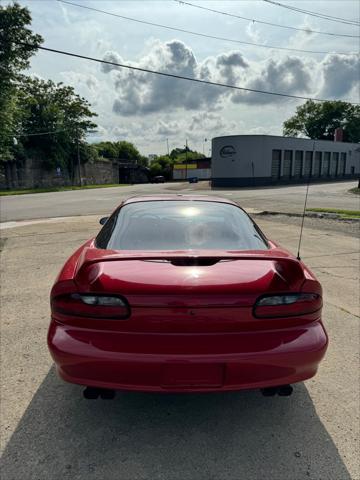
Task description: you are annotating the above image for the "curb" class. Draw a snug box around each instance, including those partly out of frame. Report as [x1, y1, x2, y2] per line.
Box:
[255, 211, 360, 222]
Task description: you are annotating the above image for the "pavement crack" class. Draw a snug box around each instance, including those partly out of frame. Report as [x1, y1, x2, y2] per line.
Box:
[314, 269, 359, 281]
[304, 251, 360, 259]
[325, 301, 360, 318]
[6, 229, 93, 239]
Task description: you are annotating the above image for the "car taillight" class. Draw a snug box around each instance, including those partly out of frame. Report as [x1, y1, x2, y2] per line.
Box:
[254, 293, 322, 318]
[51, 293, 130, 319]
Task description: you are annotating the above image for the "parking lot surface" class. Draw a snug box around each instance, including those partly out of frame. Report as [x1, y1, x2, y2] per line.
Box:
[0, 209, 359, 480]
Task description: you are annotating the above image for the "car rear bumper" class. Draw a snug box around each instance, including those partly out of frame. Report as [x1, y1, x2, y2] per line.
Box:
[48, 320, 328, 392]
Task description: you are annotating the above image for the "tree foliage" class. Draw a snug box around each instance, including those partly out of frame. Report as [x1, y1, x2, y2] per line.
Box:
[0, 2, 42, 78]
[93, 141, 118, 160]
[169, 147, 205, 162]
[0, 2, 100, 181]
[149, 148, 205, 179]
[0, 2, 43, 162]
[93, 141, 148, 167]
[174, 151, 205, 163]
[17, 77, 97, 174]
[283, 100, 360, 143]
[117, 141, 141, 161]
[149, 162, 163, 177]
[149, 155, 174, 179]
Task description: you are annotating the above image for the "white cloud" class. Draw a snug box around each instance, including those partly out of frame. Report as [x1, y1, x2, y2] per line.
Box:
[319, 54, 360, 100]
[59, 71, 101, 107]
[103, 40, 227, 115]
[60, 71, 99, 91]
[232, 56, 315, 104]
[245, 22, 262, 44]
[102, 40, 322, 113]
[156, 119, 180, 136]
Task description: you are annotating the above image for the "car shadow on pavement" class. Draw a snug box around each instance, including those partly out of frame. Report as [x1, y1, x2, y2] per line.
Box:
[1, 367, 351, 480]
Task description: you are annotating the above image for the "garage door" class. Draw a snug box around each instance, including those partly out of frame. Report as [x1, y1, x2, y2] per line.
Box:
[339, 153, 346, 176]
[294, 151, 303, 178]
[314, 152, 322, 177]
[331, 153, 339, 176]
[323, 152, 331, 176]
[283, 150, 293, 179]
[271, 150, 281, 180]
[304, 151, 313, 177]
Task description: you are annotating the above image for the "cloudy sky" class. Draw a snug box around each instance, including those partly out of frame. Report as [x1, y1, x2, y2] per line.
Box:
[16, 0, 360, 155]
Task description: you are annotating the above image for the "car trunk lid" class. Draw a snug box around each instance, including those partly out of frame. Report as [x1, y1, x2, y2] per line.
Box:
[73, 248, 306, 332]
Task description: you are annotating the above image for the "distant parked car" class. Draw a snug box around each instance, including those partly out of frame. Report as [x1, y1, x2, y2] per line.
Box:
[152, 175, 165, 183]
[48, 195, 328, 399]
[188, 177, 198, 183]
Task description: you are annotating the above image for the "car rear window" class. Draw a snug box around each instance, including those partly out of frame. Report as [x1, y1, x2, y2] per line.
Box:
[96, 200, 268, 251]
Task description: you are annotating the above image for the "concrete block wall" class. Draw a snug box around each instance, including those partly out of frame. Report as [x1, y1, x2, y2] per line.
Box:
[77, 160, 118, 185]
[1, 158, 120, 189]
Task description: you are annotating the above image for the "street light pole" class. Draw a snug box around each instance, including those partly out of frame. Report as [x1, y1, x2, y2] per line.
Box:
[77, 138, 82, 187]
[203, 138, 207, 155]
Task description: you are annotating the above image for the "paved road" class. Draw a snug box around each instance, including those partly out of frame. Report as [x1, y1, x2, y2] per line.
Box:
[1, 180, 359, 222]
[0, 214, 359, 480]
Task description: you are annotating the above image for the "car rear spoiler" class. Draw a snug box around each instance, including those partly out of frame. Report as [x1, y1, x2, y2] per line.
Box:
[75, 247, 306, 288]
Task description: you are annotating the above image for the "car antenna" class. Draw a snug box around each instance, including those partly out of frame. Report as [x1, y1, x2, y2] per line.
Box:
[296, 140, 315, 261]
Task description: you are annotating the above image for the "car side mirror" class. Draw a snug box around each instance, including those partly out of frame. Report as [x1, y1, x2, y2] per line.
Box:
[99, 216, 109, 225]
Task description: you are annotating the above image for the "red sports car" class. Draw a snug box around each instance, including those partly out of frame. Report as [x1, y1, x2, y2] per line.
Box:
[48, 195, 328, 399]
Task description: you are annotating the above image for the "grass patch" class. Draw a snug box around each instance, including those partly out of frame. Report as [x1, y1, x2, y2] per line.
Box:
[307, 208, 360, 219]
[0, 184, 127, 196]
[349, 187, 360, 195]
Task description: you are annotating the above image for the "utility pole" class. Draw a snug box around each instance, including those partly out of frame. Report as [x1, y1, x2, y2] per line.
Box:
[185, 139, 188, 181]
[77, 138, 82, 187]
[203, 138, 207, 155]
[166, 138, 170, 156]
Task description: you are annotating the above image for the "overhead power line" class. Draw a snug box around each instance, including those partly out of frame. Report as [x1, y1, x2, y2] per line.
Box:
[7, 128, 98, 138]
[57, 0, 354, 56]
[264, 0, 360, 26]
[263, 0, 360, 27]
[17, 130, 65, 137]
[3, 129, 67, 138]
[175, 0, 359, 38]
[3, 129, 65, 138]
[19, 42, 360, 105]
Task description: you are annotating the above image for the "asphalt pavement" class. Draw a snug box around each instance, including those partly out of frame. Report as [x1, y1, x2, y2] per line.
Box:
[0, 212, 359, 480]
[1, 180, 359, 222]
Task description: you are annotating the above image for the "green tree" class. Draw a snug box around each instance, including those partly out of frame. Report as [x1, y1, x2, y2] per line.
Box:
[138, 155, 149, 167]
[170, 147, 188, 159]
[175, 151, 205, 162]
[169, 146, 205, 162]
[94, 140, 148, 165]
[149, 148, 205, 179]
[116, 141, 141, 161]
[149, 155, 173, 179]
[76, 143, 99, 164]
[283, 100, 360, 143]
[94, 141, 118, 159]
[0, 2, 43, 162]
[17, 77, 97, 177]
[149, 161, 163, 177]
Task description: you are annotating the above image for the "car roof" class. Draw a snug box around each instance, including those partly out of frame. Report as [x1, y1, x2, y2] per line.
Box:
[122, 194, 238, 206]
